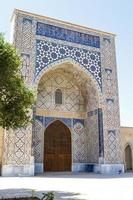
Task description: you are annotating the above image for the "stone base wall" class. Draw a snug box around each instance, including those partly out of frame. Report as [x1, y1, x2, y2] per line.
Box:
[94, 164, 124, 174]
[2, 156, 34, 176]
[1, 163, 34, 177]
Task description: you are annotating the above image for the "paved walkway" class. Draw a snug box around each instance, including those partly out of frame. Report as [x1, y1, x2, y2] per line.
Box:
[0, 172, 133, 199]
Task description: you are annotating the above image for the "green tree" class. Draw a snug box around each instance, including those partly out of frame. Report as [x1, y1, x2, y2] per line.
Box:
[0, 34, 34, 129]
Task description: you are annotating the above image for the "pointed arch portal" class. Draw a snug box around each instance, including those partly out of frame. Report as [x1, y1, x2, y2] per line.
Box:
[44, 120, 71, 171]
[125, 145, 132, 171]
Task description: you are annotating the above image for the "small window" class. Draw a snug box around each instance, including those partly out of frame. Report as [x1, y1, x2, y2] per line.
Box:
[55, 89, 62, 104]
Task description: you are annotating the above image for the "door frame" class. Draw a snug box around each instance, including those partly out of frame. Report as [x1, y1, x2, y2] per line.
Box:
[43, 119, 72, 172]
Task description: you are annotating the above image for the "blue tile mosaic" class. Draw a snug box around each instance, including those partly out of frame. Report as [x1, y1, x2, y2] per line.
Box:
[45, 117, 71, 128]
[73, 119, 84, 126]
[61, 118, 71, 128]
[23, 18, 32, 24]
[87, 107, 104, 158]
[36, 40, 102, 88]
[35, 115, 44, 124]
[36, 22, 100, 48]
[98, 108, 104, 157]
[42, 117, 84, 128]
[45, 117, 55, 127]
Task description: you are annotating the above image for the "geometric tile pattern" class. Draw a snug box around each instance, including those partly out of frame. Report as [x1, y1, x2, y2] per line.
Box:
[45, 117, 71, 129]
[3, 126, 32, 165]
[107, 130, 117, 163]
[35, 115, 44, 125]
[34, 64, 100, 165]
[21, 18, 32, 53]
[2, 129, 15, 165]
[102, 38, 112, 67]
[14, 126, 32, 165]
[105, 68, 113, 95]
[33, 120, 44, 163]
[7, 10, 123, 173]
[34, 116, 72, 129]
[104, 100, 121, 164]
[73, 119, 87, 162]
[85, 110, 99, 163]
[20, 53, 32, 85]
[36, 69, 85, 112]
[33, 116, 89, 164]
[34, 65, 101, 165]
[14, 129, 26, 164]
[36, 40, 102, 88]
[98, 108, 104, 158]
[102, 37, 122, 164]
[1, 16, 34, 168]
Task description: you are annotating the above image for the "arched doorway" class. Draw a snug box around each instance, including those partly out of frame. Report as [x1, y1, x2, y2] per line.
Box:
[44, 120, 71, 171]
[125, 145, 132, 171]
[34, 63, 101, 173]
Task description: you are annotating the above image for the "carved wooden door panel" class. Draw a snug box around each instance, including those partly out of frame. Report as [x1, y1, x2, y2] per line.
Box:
[44, 120, 71, 171]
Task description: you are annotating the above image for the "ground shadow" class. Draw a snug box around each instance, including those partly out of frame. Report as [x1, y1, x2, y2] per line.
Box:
[35, 172, 133, 179]
[0, 189, 87, 200]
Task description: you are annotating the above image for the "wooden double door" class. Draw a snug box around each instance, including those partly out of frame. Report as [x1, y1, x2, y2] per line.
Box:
[44, 120, 71, 171]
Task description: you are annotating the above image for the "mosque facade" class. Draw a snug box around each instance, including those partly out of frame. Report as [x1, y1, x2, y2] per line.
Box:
[0, 9, 133, 176]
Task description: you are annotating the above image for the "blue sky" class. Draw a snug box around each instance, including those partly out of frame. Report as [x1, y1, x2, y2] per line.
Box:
[0, 0, 133, 126]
